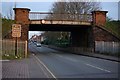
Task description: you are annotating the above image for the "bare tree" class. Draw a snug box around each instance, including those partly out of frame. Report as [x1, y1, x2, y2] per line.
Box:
[0, 13, 2, 18]
[44, 1, 101, 46]
[6, 2, 18, 20]
[6, 5, 13, 19]
[47, 0, 101, 20]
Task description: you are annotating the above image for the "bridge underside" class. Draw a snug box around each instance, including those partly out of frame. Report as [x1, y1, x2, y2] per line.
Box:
[29, 24, 91, 31]
[29, 24, 94, 50]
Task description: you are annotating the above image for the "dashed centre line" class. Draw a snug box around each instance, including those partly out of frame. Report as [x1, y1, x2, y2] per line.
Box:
[85, 63, 111, 73]
[50, 53, 111, 73]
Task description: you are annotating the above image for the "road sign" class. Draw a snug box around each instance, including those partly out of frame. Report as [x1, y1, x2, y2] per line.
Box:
[12, 24, 21, 37]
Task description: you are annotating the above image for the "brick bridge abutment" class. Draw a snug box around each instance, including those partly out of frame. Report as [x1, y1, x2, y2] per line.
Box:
[13, 8, 108, 53]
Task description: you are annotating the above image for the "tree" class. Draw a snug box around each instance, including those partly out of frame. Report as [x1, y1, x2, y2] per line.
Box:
[51, 1, 101, 13]
[46, 0, 101, 20]
[44, 1, 101, 46]
[0, 13, 1, 18]
[43, 31, 61, 44]
[5, 2, 17, 20]
[106, 16, 112, 22]
[6, 5, 13, 19]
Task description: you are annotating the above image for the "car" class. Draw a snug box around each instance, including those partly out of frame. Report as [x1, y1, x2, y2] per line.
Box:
[36, 43, 41, 47]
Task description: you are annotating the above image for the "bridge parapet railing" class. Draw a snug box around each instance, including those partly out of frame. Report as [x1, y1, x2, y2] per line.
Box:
[29, 12, 92, 22]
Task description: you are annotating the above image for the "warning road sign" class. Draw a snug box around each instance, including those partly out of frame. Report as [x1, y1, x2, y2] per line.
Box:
[12, 24, 21, 37]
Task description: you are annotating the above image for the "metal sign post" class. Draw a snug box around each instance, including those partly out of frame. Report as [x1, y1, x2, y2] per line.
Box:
[15, 37, 17, 56]
[12, 24, 21, 56]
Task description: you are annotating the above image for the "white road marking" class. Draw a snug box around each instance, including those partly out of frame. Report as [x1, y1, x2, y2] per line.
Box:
[0, 60, 10, 61]
[33, 55, 57, 80]
[85, 63, 111, 73]
[50, 53, 113, 73]
[51, 53, 78, 62]
[64, 57, 78, 62]
[35, 59, 49, 78]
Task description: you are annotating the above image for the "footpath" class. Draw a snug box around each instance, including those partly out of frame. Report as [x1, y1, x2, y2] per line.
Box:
[2, 54, 54, 79]
[1, 45, 119, 79]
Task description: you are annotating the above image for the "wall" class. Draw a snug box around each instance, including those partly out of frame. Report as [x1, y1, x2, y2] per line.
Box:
[1, 39, 26, 57]
[95, 41, 120, 54]
[93, 26, 120, 42]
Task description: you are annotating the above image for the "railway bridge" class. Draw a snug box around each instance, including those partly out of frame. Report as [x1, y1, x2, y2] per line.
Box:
[13, 8, 108, 52]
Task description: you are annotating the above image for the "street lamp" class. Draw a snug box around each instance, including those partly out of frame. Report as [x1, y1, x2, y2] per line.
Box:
[41, 20, 45, 24]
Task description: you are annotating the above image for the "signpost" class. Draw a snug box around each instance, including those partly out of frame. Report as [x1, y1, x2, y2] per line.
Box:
[12, 24, 21, 57]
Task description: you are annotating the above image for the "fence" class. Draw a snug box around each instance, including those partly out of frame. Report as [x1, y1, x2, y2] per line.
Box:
[29, 12, 92, 22]
[1, 39, 27, 58]
[95, 41, 120, 54]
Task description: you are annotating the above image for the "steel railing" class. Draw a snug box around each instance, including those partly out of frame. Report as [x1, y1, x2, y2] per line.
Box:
[29, 12, 92, 22]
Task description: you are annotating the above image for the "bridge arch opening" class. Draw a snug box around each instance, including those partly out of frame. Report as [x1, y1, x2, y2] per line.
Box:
[13, 8, 108, 53]
[29, 24, 94, 52]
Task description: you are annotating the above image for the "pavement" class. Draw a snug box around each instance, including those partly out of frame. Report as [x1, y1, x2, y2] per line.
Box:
[1, 43, 119, 80]
[2, 54, 55, 79]
[77, 52, 120, 62]
[2, 59, 29, 78]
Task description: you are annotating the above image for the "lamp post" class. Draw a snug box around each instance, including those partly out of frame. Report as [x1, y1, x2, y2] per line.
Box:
[41, 20, 45, 24]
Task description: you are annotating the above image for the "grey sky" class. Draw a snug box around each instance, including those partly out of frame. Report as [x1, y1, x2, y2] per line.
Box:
[118, 1, 120, 20]
[1, 2, 119, 20]
[1, 2, 119, 38]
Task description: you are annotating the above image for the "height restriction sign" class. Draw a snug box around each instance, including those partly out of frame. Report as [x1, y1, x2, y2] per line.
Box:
[12, 24, 21, 37]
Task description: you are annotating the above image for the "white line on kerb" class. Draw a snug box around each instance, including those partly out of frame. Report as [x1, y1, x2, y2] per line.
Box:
[33, 55, 57, 79]
[0, 60, 10, 61]
[85, 63, 111, 73]
[35, 59, 49, 78]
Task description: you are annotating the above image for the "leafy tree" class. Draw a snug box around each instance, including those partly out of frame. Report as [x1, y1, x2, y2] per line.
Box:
[105, 20, 120, 38]
[2, 18, 15, 39]
[106, 16, 112, 22]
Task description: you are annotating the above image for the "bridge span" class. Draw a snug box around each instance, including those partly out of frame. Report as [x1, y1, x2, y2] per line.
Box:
[29, 12, 92, 25]
[13, 8, 108, 53]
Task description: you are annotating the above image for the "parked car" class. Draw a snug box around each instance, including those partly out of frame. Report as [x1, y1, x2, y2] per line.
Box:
[36, 43, 41, 47]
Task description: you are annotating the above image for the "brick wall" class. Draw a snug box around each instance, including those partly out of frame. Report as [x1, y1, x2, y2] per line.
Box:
[92, 11, 108, 26]
[13, 8, 30, 41]
[93, 26, 120, 42]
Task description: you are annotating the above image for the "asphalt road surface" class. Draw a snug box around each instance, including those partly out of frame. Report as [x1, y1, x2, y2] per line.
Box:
[28, 42, 119, 79]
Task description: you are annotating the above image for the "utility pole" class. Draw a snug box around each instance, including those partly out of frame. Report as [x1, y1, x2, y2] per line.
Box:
[14, 2, 17, 8]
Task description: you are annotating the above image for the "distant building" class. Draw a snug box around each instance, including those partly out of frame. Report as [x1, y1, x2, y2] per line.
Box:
[30, 34, 44, 42]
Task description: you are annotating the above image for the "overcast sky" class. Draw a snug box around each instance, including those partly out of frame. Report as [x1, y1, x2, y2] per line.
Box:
[1, 2, 119, 20]
[1, 1, 119, 38]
